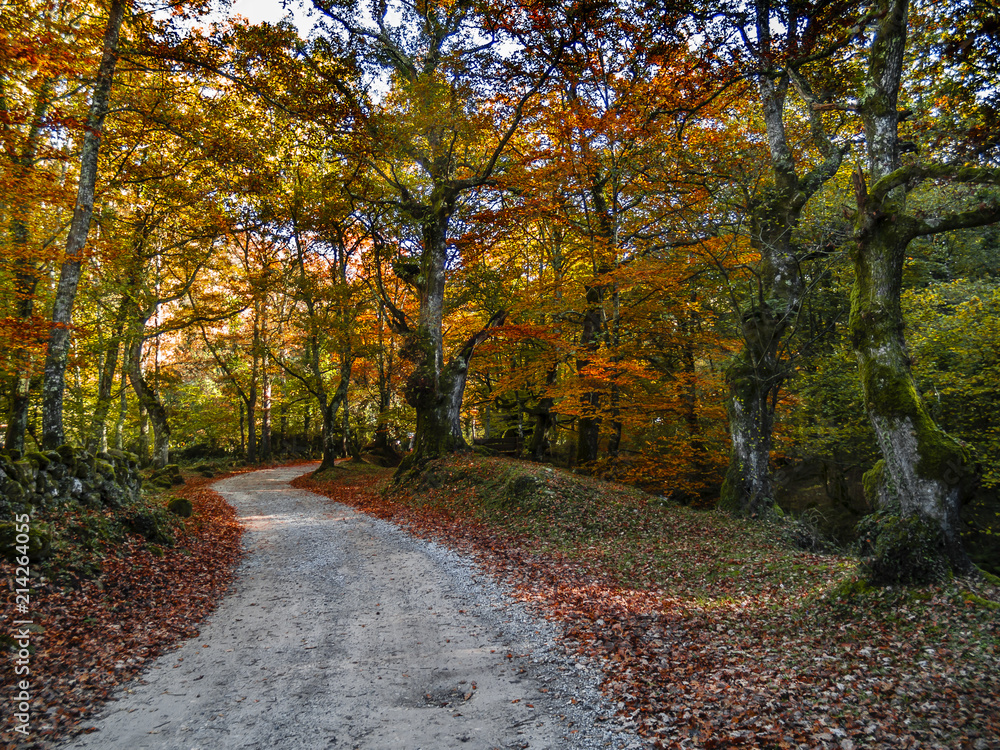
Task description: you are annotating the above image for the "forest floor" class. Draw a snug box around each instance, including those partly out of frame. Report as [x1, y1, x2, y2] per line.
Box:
[3, 462, 638, 750]
[2, 456, 998, 749]
[298, 456, 1000, 750]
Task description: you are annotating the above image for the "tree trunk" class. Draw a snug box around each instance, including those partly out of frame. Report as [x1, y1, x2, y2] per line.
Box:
[575, 284, 604, 466]
[401, 197, 456, 464]
[138, 403, 150, 466]
[112, 366, 127, 451]
[127, 322, 170, 469]
[401, 299, 506, 471]
[721, 9, 846, 515]
[260, 366, 271, 461]
[87, 300, 128, 452]
[4, 81, 55, 453]
[852, 0, 973, 579]
[528, 364, 558, 461]
[723, 333, 781, 516]
[40, 0, 126, 449]
[246, 380, 257, 464]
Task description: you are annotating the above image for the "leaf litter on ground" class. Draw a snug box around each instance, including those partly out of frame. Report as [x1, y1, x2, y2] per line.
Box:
[297, 456, 1000, 750]
[1, 471, 245, 750]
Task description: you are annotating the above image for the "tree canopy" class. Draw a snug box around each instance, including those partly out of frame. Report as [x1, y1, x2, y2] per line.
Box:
[3, 0, 999, 583]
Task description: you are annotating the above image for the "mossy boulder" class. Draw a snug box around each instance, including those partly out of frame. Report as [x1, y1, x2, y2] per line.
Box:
[857, 510, 950, 584]
[25, 451, 50, 471]
[55, 444, 77, 469]
[4, 482, 26, 503]
[124, 507, 174, 545]
[149, 464, 184, 487]
[94, 459, 116, 480]
[167, 497, 194, 518]
[0, 521, 53, 562]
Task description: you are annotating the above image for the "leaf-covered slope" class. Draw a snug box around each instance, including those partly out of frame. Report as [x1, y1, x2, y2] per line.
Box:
[298, 457, 1000, 750]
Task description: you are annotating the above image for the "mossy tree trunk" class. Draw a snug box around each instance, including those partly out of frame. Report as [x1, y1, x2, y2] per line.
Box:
[528, 363, 558, 461]
[4, 80, 53, 453]
[40, 0, 126, 449]
[399, 206, 507, 467]
[721, 53, 845, 515]
[851, 0, 1000, 579]
[127, 323, 170, 469]
[316, 0, 564, 478]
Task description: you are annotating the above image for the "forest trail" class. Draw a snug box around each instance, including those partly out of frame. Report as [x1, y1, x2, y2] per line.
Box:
[59, 465, 636, 750]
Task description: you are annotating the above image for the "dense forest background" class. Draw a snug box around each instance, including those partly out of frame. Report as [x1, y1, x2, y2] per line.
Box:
[2, 0, 999, 580]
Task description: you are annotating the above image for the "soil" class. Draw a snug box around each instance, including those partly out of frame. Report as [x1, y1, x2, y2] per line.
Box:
[58, 464, 646, 750]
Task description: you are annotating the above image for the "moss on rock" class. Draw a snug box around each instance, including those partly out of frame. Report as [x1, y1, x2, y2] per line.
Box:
[167, 497, 194, 518]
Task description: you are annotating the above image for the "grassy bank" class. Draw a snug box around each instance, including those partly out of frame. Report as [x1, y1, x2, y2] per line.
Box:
[298, 456, 1000, 750]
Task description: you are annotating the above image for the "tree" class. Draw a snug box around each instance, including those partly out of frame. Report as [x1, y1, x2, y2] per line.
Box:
[0, 0, 104, 451]
[675, 1, 856, 517]
[40, 0, 127, 449]
[306, 0, 578, 471]
[850, 0, 1000, 580]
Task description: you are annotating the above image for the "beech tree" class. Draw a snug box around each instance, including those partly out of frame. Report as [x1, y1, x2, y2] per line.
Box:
[849, 0, 1000, 580]
[307, 0, 578, 470]
[676, 1, 857, 517]
[40, 0, 128, 449]
[1, 0, 105, 451]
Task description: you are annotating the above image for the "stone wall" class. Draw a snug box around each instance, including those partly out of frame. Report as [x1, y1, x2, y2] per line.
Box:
[0, 446, 142, 521]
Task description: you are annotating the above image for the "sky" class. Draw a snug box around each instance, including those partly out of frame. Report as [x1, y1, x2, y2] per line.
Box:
[227, 0, 315, 31]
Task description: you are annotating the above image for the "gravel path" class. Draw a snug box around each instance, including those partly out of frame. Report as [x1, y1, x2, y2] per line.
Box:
[60, 464, 648, 750]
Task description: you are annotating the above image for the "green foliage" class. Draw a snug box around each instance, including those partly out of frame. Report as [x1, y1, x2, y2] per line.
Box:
[904, 279, 1000, 487]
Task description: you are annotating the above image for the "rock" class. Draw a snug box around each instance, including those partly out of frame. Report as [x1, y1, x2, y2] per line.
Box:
[125, 509, 173, 545]
[167, 497, 194, 518]
[14, 460, 36, 485]
[4, 482, 25, 503]
[55, 444, 77, 468]
[25, 451, 50, 471]
[0, 520, 52, 562]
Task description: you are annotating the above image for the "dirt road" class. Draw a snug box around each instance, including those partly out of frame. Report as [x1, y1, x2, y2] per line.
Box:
[60, 465, 643, 750]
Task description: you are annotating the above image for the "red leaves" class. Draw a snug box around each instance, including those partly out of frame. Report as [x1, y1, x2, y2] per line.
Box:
[299, 459, 1000, 750]
[0, 475, 244, 749]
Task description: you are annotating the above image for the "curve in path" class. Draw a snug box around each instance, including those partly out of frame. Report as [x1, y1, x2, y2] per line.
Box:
[60, 465, 641, 750]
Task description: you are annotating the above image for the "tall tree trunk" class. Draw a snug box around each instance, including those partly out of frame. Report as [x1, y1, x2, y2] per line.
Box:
[850, 0, 992, 579]
[528, 364, 558, 461]
[40, 0, 126, 449]
[87, 300, 128, 452]
[402, 197, 459, 464]
[4, 81, 54, 453]
[246, 379, 258, 464]
[721, 4, 845, 516]
[138, 403, 149, 466]
[112, 366, 127, 451]
[575, 286, 604, 466]
[575, 168, 614, 467]
[127, 321, 169, 469]
[279, 401, 288, 454]
[260, 374, 272, 461]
